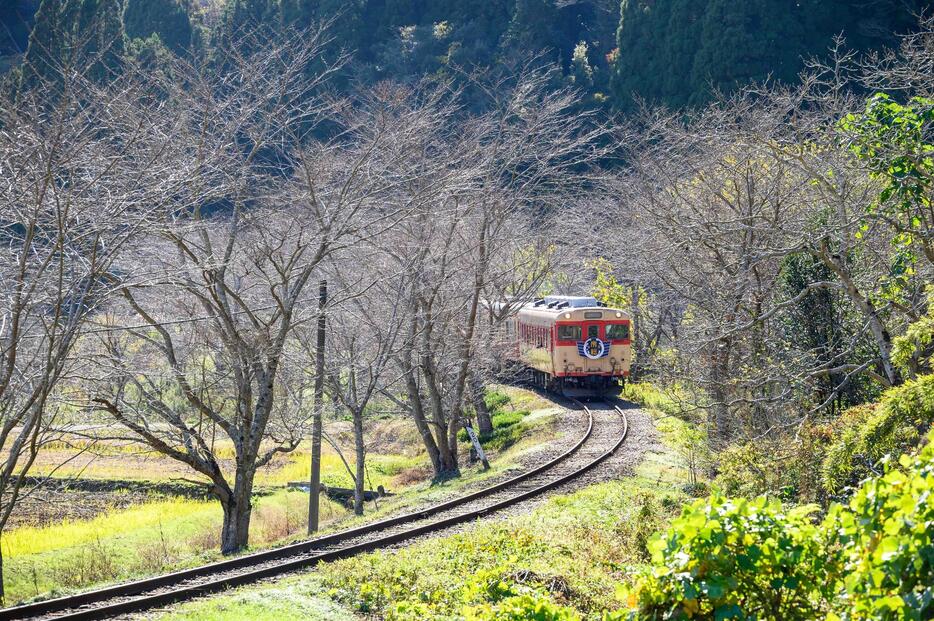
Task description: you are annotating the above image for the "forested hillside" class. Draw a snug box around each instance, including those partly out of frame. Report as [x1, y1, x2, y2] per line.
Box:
[2, 0, 929, 110]
[612, 0, 928, 109]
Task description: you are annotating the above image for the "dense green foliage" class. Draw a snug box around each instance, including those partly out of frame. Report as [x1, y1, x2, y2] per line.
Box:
[842, 94, 934, 303]
[612, 0, 927, 109]
[822, 373, 934, 496]
[778, 251, 881, 413]
[829, 447, 934, 620]
[628, 428, 934, 620]
[628, 496, 836, 619]
[714, 374, 934, 504]
[123, 0, 192, 53]
[19, 0, 124, 85]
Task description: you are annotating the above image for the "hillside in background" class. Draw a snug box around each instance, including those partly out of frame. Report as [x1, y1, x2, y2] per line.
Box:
[612, 0, 929, 109]
[2, 0, 929, 110]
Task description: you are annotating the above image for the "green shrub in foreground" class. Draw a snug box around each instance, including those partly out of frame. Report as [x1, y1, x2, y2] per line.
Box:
[626, 495, 837, 620]
[828, 445, 934, 620]
[714, 405, 873, 504]
[627, 433, 934, 621]
[465, 595, 582, 620]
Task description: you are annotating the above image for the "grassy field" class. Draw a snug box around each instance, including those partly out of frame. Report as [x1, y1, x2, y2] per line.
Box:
[158, 459, 688, 621]
[0, 386, 563, 606]
[155, 391, 690, 621]
[2, 489, 349, 603]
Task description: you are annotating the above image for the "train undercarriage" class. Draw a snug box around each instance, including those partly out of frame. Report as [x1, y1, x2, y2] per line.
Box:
[525, 368, 623, 398]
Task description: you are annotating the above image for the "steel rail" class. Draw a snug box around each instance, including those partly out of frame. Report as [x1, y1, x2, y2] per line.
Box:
[2, 400, 627, 621]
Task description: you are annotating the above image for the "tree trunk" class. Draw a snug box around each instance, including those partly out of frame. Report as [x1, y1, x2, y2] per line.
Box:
[708, 337, 735, 449]
[220, 473, 254, 555]
[816, 240, 900, 386]
[470, 373, 493, 435]
[403, 366, 442, 475]
[422, 353, 459, 475]
[353, 407, 365, 516]
[0, 538, 5, 605]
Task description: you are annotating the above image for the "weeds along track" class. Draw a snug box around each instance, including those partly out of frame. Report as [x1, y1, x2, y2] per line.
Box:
[2, 399, 628, 621]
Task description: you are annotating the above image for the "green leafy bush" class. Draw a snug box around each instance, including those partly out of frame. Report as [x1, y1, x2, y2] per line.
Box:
[484, 389, 513, 411]
[822, 374, 934, 495]
[715, 405, 873, 503]
[827, 442, 934, 621]
[626, 496, 837, 620]
[891, 288, 934, 375]
[626, 428, 934, 621]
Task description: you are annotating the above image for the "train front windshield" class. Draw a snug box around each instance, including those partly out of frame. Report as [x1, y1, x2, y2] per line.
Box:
[606, 324, 630, 340]
[557, 325, 581, 340]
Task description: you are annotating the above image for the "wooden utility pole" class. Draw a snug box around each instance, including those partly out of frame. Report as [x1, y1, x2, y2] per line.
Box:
[308, 280, 327, 534]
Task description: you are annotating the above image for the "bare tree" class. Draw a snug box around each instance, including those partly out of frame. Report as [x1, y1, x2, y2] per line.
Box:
[91, 29, 361, 554]
[605, 33, 932, 444]
[382, 68, 611, 477]
[0, 51, 179, 597]
[321, 250, 409, 515]
[91, 31, 479, 553]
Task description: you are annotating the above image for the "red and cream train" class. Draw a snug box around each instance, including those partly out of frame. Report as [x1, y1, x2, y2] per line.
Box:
[503, 296, 631, 396]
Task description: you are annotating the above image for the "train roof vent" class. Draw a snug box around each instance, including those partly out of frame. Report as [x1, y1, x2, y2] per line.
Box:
[543, 296, 599, 308]
[532, 298, 546, 307]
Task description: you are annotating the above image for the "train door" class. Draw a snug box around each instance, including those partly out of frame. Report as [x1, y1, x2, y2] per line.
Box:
[583, 323, 600, 342]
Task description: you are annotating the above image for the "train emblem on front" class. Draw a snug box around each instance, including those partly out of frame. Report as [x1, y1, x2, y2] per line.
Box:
[578, 337, 609, 360]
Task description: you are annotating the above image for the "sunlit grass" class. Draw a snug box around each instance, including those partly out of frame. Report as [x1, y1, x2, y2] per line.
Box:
[255, 449, 423, 489]
[160, 577, 357, 621]
[157, 452, 686, 621]
[2, 386, 564, 606]
[3, 497, 217, 558]
[1, 490, 348, 605]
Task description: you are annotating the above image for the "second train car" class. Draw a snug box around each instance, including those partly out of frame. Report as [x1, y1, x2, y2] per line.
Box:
[504, 296, 632, 396]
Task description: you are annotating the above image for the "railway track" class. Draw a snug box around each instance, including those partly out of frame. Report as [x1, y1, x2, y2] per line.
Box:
[2, 399, 628, 621]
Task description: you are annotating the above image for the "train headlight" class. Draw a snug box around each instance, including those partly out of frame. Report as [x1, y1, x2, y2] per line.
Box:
[615, 312, 622, 318]
[564, 312, 571, 319]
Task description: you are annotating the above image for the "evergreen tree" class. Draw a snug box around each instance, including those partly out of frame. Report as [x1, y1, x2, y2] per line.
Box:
[279, 0, 365, 55]
[212, 0, 278, 69]
[124, 0, 192, 54]
[506, 0, 563, 64]
[691, 0, 792, 102]
[611, 0, 929, 110]
[613, 0, 706, 109]
[20, 0, 66, 86]
[76, 0, 126, 81]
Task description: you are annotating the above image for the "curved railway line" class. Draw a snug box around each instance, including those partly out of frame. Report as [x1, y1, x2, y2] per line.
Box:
[1, 399, 629, 621]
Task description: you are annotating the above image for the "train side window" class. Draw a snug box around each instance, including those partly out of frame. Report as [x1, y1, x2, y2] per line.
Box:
[606, 323, 630, 340]
[557, 325, 581, 341]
